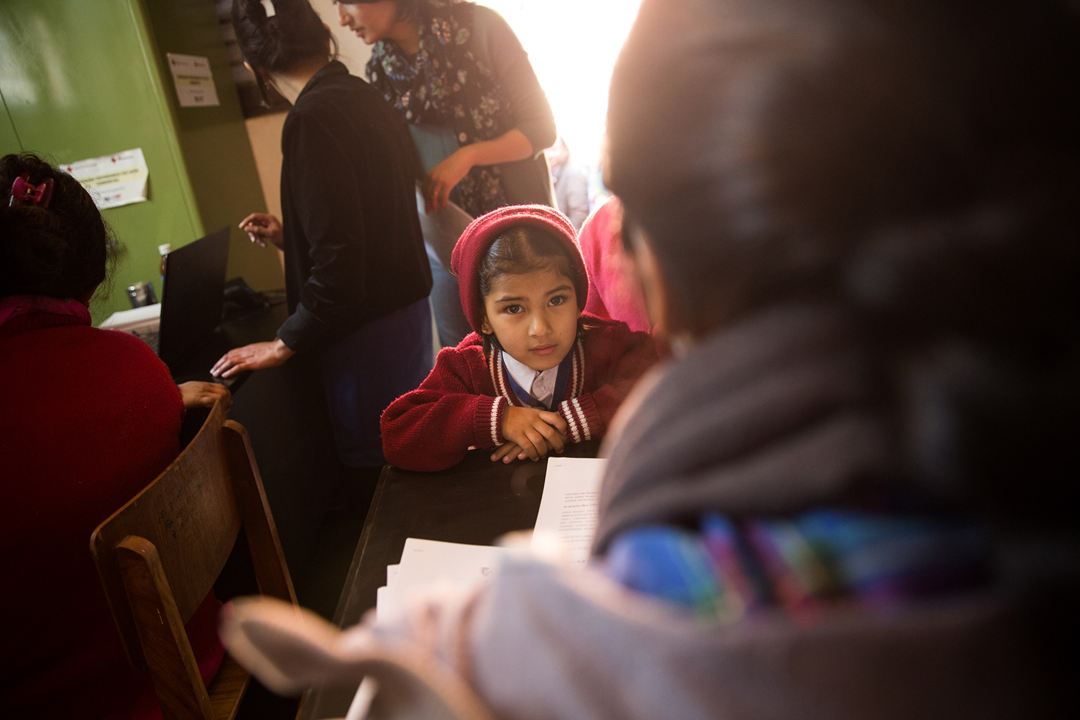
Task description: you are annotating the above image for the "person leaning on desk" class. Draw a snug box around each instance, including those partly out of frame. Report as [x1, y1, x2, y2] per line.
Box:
[211, 0, 433, 472]
[221, 0, 1078, 716]
[0, 153, 230, 718]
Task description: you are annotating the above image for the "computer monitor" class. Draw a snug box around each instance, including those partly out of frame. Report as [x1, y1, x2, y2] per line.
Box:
[158, 227, 230, 372]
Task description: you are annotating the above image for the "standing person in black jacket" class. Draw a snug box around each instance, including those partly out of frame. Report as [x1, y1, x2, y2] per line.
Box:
[213, 0, 432, 471]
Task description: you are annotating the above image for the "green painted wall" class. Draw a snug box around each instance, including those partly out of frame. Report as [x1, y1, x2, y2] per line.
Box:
[0, 0, 281, 325]
[135, 0, 282, 296]
[0, 88, 22, 151]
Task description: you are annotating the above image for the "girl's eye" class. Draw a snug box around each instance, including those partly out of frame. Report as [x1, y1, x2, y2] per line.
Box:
[504, 304, 523, 315]
[549, 294, 568, 307]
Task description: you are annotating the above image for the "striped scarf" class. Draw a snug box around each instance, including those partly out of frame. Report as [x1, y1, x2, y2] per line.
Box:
[605, 511, 990, 622]
[596, 304, 991, 620]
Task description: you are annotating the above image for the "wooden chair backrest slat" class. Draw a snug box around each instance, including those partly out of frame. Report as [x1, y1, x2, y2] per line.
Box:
[116, 535, 216, 720]
[92, 402, 242, 668]
[222, 420, 297, 605]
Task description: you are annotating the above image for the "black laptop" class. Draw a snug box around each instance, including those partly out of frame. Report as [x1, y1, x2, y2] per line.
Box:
[156, 227, 230, 375]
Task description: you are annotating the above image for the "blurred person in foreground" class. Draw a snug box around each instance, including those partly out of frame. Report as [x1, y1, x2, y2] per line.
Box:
[219, 0, 1079, 717]
[0, 152, 230, 718]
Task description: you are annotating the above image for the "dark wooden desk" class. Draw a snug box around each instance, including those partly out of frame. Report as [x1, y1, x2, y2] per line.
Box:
[298, 442, 599, 720]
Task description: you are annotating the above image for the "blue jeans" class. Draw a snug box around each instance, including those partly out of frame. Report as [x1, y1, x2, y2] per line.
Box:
[320, 298, 433, 468]
[427, 244, 473, 349]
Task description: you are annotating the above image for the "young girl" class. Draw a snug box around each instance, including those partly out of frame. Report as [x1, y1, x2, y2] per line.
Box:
[381, 204, 657, 472]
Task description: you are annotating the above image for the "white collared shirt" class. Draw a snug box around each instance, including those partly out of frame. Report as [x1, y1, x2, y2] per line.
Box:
[501, 351, 556, 409]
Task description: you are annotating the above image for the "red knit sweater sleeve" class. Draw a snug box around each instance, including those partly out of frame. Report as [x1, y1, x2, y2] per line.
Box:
[556, 318, 659, 443]
[381, 343, 508, 472]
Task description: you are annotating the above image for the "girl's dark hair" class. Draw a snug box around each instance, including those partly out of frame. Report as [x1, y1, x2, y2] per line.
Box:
[232, 0, 335, 105]
[478, 224, 579, 353]
[608, 0, 1080, 524]
[0, 153, 114, 301]
[338, 0, 420, 22]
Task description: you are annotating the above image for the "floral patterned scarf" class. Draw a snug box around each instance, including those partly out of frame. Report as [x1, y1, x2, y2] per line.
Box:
[366, 0, 512, 216]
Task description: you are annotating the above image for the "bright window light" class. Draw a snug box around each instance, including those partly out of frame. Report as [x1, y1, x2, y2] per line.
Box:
[483, 0, 643, 171]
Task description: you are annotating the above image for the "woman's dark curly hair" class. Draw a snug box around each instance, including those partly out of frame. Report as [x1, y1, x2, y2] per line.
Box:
[0, 152, 116, 301]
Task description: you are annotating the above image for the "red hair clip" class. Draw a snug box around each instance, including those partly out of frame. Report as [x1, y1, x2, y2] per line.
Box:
[9, 174, 55, 209]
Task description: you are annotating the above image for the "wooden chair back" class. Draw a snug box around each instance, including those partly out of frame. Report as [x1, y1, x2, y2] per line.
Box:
[91, 400, 296, 720]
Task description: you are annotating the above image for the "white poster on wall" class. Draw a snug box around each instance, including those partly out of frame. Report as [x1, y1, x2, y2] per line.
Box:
[166, 53, 220, 107]
[63, 148, 149, 210]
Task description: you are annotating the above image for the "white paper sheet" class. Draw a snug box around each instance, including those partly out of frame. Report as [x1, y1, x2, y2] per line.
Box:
[376, 539, 508, 625]
[166, 53, 220, 107]
[62, 148, 149, 210]
[530, 457, 606, 567]
[374, 460, 606, 628]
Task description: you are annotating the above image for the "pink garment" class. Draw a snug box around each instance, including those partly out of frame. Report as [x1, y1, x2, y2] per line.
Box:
[577, 198, 652, 334]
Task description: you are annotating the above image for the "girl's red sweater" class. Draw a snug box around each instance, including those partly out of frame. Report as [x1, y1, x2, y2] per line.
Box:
[381, 315, 658, 471]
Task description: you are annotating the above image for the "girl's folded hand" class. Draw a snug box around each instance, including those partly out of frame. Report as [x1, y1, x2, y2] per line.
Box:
[498, 406, 569, 462]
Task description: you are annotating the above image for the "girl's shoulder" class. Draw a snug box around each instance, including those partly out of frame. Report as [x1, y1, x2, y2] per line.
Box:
[434, 332, 487, 366]
[469, 3, 508, 27]
[424, 333, 496, 389]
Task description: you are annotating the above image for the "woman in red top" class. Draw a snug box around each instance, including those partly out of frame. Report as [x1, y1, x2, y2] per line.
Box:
[0, 153, 229, 719]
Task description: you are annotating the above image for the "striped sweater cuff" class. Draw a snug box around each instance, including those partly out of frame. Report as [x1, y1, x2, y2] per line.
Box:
[476, 396, 507, 447]
[557, 396, 601, 444]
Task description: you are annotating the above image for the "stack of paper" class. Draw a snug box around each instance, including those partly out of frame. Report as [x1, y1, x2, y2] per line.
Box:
[375, 539, 509, 624]
[374, 458, 607, 624]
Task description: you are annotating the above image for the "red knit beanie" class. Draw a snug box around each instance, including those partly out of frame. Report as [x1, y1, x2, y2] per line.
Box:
[451, 204, 589, 334]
